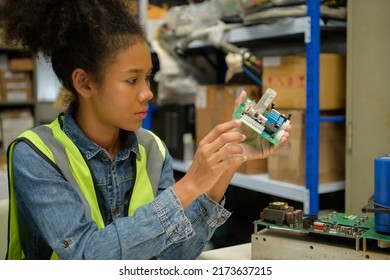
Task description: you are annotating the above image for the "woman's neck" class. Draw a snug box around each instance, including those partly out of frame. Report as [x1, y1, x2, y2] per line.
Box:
[75, 109, 122, 160]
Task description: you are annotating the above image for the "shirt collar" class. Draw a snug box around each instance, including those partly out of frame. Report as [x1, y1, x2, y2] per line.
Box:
[61, 104, 141, 160]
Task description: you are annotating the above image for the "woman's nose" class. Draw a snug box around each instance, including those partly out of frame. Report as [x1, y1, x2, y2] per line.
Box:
[139, 83, 153, 101]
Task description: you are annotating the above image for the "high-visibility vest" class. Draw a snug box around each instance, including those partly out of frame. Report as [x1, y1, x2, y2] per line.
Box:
[6, 116, 166, 259]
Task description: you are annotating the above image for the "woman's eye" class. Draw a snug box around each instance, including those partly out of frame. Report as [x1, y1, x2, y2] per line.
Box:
[127, 78, 137, 84]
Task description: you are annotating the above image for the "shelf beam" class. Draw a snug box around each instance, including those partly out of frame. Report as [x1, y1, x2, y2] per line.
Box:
[172, 159, 344, 208]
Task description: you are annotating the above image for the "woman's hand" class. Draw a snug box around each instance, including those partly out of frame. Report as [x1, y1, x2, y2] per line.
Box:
[234, 90, 291, 161]
[173, 119, 247, 208]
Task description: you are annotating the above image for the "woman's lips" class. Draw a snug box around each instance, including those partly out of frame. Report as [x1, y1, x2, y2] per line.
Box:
[135, 109, 148, 119]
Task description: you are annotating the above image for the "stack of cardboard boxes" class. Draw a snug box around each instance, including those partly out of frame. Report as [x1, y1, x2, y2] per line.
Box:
[0, 55, 34, 152]
[0, 110, 34, 151]
[0, 70, 32, 103]
[0, 55, 33, 102]
[263, 53, 346, 185]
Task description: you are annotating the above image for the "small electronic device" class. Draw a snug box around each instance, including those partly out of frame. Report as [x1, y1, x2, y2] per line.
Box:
[361, 155, 390, 234]
[258, 201, 390, 247]
[252, 202, 390, 259]
[233, 88, 291, 146]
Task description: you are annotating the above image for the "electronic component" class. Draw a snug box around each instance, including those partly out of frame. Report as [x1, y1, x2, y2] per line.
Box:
[261, 202, 302, 227]
[256, 202, 390, 255]
[361, 155, 390, 234]
[233, 88, 291, 146]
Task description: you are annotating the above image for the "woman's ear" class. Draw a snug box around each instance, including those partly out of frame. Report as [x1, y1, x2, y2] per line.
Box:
[72, 68, 93, 98]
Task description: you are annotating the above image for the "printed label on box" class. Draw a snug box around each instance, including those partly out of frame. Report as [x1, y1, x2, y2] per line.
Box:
[5, 91, 28, 102]
[263, 56, 281, 67]
[6, 82, 28, 90]
[195, 86, 207, 109]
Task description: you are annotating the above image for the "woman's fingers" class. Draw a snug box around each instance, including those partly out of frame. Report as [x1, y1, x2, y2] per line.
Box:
[278, 124, 291, 147]
[214, 142, 246, 163]
[186, 120, 248, 190]
[196, 131, 246, 166]
[234, 90, 247, 110]
[198, 119, 242, 148]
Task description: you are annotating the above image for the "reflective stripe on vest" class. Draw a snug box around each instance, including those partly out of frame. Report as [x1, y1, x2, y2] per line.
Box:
[6, 117, 165, 259]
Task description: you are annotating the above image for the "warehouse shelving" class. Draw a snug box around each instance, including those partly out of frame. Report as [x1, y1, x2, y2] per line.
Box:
[186, 14, 345, 49]
[166, 1, 346, 215]
[0, 44, 36, 153]
[173, 159, 344, 207]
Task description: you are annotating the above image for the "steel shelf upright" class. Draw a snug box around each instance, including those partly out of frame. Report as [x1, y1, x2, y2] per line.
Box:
[305, 0, 320, 215]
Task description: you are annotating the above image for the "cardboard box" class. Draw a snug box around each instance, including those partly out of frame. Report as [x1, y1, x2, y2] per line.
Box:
[262, 54, 346, 110]
[195, 84, 267, 174]
[0, 71, 32, 102]
[0, 110, 34, 150]
[268, 109, 345, 185]
[9, 58, 34, 72]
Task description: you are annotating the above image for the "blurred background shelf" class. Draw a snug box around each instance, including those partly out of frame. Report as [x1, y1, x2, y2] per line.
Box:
[173, 159, 344, 207]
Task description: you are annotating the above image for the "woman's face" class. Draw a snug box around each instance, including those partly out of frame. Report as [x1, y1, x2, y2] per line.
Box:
[89, 40, 153, 132]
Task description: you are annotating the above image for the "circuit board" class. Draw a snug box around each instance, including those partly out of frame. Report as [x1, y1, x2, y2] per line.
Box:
[233, 97, 289, 146]
[233, 98, 277, 145]
[255, 211, 390, 243]
[253, 202, 390, 259]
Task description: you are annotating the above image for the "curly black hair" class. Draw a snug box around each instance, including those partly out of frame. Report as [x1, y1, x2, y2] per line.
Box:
[0, 0, 147, 101]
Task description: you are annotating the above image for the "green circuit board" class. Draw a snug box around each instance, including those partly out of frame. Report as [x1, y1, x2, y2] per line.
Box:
[255, 211, 390, 243]
[232, 98, 278, 145]
[232, 97, 289, 146]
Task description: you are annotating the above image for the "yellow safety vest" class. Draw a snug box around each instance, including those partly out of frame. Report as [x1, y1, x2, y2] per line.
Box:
[6, 116, 166, 259]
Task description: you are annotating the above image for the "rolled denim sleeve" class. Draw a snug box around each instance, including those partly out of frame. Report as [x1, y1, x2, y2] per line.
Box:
[157, 152, 232, 259]
[158, 192, 232, 259]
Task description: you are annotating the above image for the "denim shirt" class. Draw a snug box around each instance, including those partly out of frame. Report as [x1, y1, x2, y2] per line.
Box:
[11, 107, 231, 259]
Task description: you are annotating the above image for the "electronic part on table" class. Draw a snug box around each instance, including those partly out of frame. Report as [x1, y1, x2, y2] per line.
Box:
[233, 88, 291, 146]
[254, 201, 390, 254]
[252, 157, 390, 259]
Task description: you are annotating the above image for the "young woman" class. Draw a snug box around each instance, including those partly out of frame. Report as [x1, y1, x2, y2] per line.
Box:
[1, 0, 290, 259]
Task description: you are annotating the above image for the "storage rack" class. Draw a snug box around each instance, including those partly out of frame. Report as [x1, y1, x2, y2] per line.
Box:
[0, 43, 36, 153]
[304, 0, 346, 214]
[145, 1, 346, 215]
[172, 159, 344, 212]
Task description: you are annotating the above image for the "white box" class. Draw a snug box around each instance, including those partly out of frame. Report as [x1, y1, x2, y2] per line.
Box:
[1, 111, 34, 150]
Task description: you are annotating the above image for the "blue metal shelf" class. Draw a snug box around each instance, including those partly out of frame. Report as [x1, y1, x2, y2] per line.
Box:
[320, 116, 346, 123]
[305, 0, 347, 215]
[305, 0, 321, 215]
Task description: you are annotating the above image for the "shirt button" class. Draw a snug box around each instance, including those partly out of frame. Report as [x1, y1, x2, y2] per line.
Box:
[62, 240, 70, 248]
[218, 217, 225, 224]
